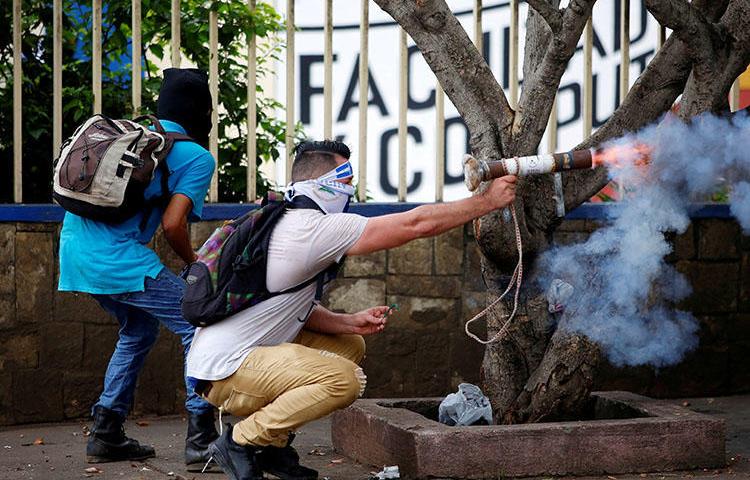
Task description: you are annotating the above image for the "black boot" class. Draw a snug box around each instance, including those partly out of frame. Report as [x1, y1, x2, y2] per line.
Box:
[185, 410, 220, 472]
[206, 423, 263, 480]
[258, 433, 318, 480]
[86, 406, 155, 463]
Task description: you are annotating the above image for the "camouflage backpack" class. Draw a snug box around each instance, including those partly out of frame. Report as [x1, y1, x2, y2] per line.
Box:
[181, 194, 341, 327]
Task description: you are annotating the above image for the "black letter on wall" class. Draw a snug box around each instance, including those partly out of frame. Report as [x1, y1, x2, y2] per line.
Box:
[338, 54, 389, 122]
[379, 126, 424, 195]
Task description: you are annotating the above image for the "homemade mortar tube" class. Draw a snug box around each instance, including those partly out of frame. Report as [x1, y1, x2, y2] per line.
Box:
[463, 149, 596, 192]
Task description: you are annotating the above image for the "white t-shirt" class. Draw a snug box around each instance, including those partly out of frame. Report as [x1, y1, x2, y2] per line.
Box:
[186, 208, 369, 381]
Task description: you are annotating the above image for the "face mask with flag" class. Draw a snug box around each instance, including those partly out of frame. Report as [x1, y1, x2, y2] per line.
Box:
[285, 161, 355, 214]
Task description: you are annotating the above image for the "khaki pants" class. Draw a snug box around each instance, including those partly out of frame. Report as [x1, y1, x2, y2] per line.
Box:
[204, 331, 366, 447]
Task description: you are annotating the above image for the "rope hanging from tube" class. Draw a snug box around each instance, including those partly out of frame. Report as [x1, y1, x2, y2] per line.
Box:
[464, 201, 524, 344]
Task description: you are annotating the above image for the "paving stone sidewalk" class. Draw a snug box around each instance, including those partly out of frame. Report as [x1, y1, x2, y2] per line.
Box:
[1, 396, 748, 480]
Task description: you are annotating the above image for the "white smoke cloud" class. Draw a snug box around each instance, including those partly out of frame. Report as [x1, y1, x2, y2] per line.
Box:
[536, 111, 750, 367]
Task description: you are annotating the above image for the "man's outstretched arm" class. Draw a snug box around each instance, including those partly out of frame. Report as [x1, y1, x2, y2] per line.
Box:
[348, 175, 516, 256]
[162, 193, 198, 264]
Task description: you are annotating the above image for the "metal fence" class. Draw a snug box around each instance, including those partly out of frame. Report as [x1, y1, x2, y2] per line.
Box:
[9, 0, 745, 204]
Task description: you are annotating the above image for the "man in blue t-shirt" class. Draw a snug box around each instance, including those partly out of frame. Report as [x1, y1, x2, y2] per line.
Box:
[58, 68, 219, 471]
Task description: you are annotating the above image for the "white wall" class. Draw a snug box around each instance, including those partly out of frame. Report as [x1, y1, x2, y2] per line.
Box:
[272, 0, 660, 201]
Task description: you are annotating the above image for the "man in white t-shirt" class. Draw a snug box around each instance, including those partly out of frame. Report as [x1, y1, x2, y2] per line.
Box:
[186, 140, 516, 480]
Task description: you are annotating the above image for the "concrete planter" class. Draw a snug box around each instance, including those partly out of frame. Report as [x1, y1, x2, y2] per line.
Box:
[331, 391, 725, 479]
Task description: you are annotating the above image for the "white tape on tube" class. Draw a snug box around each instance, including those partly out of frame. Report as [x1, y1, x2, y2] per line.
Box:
[513, 154, 556, 175]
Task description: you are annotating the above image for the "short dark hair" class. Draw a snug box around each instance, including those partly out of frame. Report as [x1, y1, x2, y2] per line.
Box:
[291, 140, 351, 182]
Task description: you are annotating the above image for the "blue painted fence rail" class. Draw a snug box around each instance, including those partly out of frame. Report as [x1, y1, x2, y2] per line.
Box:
[0, 202, 734, 223]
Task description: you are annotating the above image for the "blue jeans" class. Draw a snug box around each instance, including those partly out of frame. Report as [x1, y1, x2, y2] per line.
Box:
[92, 267, 213, 419]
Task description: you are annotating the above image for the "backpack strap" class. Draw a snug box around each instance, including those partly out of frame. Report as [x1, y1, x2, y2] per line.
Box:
[313, 260, 343, 301]
[252, 194, 342, 300]
[285, 194, 335, 299]
[269, 260, 340, 300]
[137, 131, 195, 231]
[157, 132, 194, 208]
[288, 195, 323, 212]
[133, 114, 166, 133]
[164, 132, 194, 142]
[138, 159, 172, 231]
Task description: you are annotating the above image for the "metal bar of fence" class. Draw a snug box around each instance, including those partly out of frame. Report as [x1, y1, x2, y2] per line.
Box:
[548, 95, 565, 217]
[14, 0, 665, 207]
[93, 0, 102, 114]
[247, 0, 258, 202]
[285, 0, 295, 184]
[619, 0, 630, 199]
[474, 0, 483, 54]
[435, 83, 445, 202]
[657, 23, 666, 50]
[509, 0, 519, 109]
[53, 0, 63, 157]
[455, 0, 484, 201]
[398, 28, 407, 202]
[324, 0, 333, 139]
[730, 78, 741, 112]
[583, 17, 593, 138]
[13, 0, 22, 203]
[619, 0, 630, 105]
[547, 96, 557, 153]
[209, 9, 219, 202]
[171, 0, 181, 67]
[132, 0, 142, 115]
[357, 0, 369, 202]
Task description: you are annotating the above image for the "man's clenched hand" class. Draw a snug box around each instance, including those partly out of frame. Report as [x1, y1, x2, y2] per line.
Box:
[483, 175, 517, 209]
[346, 306, 391, 335]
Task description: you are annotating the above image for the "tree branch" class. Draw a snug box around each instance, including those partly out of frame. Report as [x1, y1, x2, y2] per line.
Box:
[562, 36, 691, 208]
[676, 0, 747, 117]
[374, 0, 513, 159]
[474, 0, 596, 273]
[721, 0, 750, 45]
[644, 0, 719, 68]
[719, 0, 750, 82]
[512, 0, 596, 154]
[561, 0, 733, 209]
[525, 0, 563, 33]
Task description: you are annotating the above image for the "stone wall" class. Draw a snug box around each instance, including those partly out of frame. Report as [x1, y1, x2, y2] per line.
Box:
[0, 216, 747, 426]
[587, 218, 750, 396]
[323, 226, 488, 398]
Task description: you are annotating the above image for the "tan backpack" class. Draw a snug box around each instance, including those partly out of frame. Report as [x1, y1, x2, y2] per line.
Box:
[52, 114, 192, 224]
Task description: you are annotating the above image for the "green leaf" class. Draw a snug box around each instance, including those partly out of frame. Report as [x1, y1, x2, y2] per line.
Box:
[149, 43, 164, 60]
[0, 0, 295, 203]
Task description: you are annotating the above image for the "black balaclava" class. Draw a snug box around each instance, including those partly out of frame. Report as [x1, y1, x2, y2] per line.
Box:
[157, 68, 212, 148]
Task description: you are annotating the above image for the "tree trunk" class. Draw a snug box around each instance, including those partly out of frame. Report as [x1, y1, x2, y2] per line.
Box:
[376, 0, 750, 425]
[504, 333, 600, 424]
[479, 259, 554, 419]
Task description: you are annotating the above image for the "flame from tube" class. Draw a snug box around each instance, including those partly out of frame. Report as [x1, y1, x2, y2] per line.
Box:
[592, 143, 652, 169]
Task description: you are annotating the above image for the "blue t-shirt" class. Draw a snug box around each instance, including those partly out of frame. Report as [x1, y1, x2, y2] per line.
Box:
[58, 120, 215, 294]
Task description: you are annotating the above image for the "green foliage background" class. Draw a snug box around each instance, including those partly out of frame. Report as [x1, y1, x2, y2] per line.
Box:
[0, 0, 294, 203]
